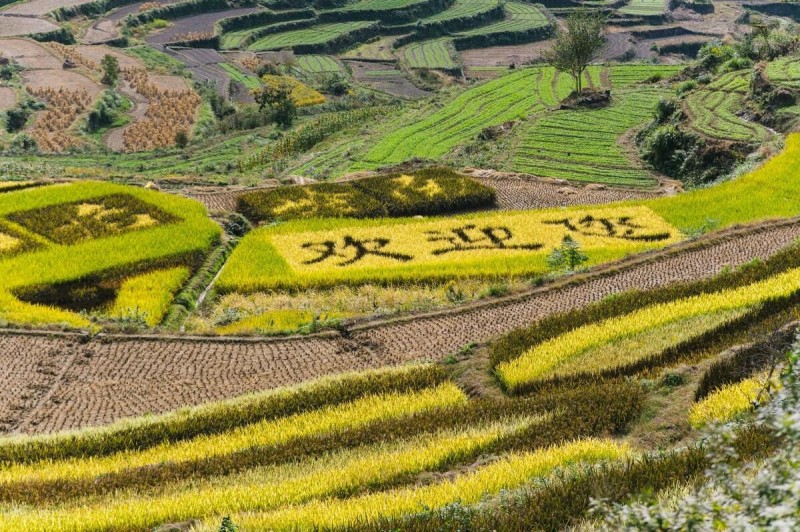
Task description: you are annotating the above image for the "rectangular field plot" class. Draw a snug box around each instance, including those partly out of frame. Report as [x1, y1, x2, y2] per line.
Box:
[217, 205, 682, 291]
[618, 0, 666, 16]
[8, 194, 177, 245]
[295, 55, 343, 74]
[401, 39, 459, 70]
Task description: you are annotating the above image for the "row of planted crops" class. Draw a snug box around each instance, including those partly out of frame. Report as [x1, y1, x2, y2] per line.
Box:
[0, 237, 791, 528]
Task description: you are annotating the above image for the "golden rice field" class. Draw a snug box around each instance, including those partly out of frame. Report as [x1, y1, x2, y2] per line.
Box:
[217, 205, 682, 291]
[0, 182, 219, 328]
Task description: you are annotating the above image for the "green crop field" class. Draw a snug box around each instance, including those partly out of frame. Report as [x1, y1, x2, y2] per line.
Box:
[455, 2, 549, 37]
[352, 66, 573, 168]
[685, 87, 773, 143]
[422, 0, 501, 22]
[353, 64, 682, 169]
[295, 55, 343, 74]
[401, 38, 459, 70]
[219, 63, 262, 90]
[511, 87, 666, 187]
[340, 0, 430, 11]
[618, 0, 666, 16]
[765, 56, 800, 88]
[248, 21, 378, 52]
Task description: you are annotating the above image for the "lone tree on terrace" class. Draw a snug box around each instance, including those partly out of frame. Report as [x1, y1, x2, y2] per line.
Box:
[100, 54, 119, 86]
[255, 82, 296, 129]
[544, 9, 606, 93]
[547, 235, 588, 271]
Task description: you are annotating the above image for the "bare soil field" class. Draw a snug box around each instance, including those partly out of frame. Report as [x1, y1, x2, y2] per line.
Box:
[2, 217, 799, 434]
[3, 0, 91, 15]
[145, 7, 261, 45]
[0, 38, 62, 69]
[0, 16, 59, 38]
[21, 68, 100, 96]
[81, 19, 118, 44]
[74, 45, 143, 69]
[468, 172, 663, 210]
[0, 87, 17, 112]
[461, 41, 553, 67]
[345, 60, 430, 99]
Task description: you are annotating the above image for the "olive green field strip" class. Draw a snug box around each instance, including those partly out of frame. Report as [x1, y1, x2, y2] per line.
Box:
[2, 215, 799, 434]
[401, 39, 459, 70]
[511, 87, 665, 187]
[219, 63, 262, 90]
[248, 21, 378, 51]
[618, 0, 666, 17]
[352, 64, 680, 170]
[295, 54, 343, 74]
[340, 0, 431, 12]
[454, 1, 549, 38]
[765, 55, 800, 88]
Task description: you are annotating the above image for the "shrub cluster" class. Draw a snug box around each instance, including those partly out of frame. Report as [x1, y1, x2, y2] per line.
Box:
[237, 168, 496, 223]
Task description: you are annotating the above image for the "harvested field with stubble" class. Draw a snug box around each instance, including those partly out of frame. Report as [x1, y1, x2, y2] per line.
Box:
[1, 216, 799, 434]
[0, 16, 59, 37]
[0, 38, 62, 69]
[0, 87, 17, 112]
[346, 60, 432, 99]
[146, 7, 261, 45]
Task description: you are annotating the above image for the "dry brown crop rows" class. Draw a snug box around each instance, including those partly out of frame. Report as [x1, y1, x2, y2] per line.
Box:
[28, 87, 93, 153]
[1, 217, 799, 434]
[120, 67, 200, 151]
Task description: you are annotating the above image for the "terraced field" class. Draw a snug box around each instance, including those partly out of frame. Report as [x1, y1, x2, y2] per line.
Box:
[511, 87, 666, 187]
[765, 55, 800, 88]
[353, 66, 571, 167]
[248, 21, 379, 52]
[455, 1, 549, 38]
[219, 63, 261, 90]
[422, 0, 501, 23]
[619, 0, 667, 16]
[354, 64, 681, 169]
[295, 54, 343, 74]
[684, 72, 773, 143]
[401, 38, 459, 70]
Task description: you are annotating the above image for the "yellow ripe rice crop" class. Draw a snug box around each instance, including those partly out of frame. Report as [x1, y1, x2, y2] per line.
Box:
[216, 308, 347, 335]
[498, 267, 800, 391]
[0, 182, 219, 328]
[222, 439, 632, 531]
[108, 267, 190, 326]
[1, 418, 542, 530]
[541, 307, 751, 380]
[0, 383, 466, 486]
[689, 372, 779, 428]
[218, 205, 681, 291]
[261, 75, 326, 107]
